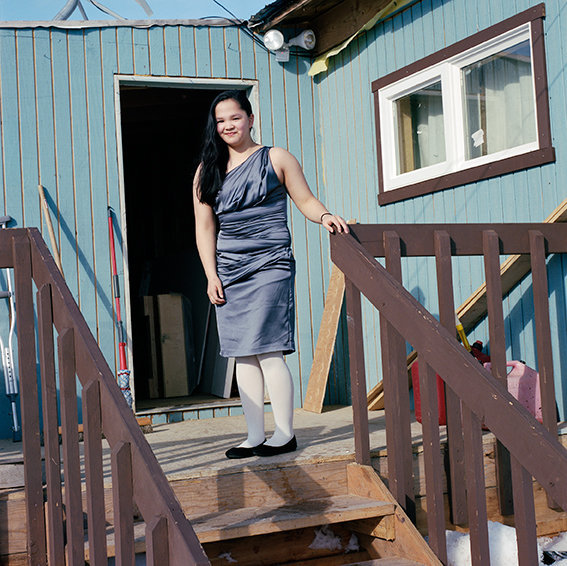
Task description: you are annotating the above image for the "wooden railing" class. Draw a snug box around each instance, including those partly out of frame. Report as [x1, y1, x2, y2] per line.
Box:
[2, 228, 209, 565]
[331, 224, 567, 566]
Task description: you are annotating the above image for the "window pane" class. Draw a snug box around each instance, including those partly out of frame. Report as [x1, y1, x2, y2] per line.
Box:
[462, 39, 536, 160]
[394, 81, 446, 174]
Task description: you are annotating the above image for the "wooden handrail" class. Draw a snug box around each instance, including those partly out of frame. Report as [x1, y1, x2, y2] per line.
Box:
[2, 228, 209, 565]
[331, 226, 567, 564]
[331, 229, 567, 508]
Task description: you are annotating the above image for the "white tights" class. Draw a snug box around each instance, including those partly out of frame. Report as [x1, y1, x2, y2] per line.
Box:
[235, 351, 295, 448]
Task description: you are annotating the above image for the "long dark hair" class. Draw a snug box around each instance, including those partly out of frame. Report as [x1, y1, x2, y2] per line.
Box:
[196, 89, 253, 205]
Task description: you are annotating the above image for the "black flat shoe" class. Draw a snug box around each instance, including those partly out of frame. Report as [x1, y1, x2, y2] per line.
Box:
[225, 441, 265, 459]
[252, 436, 297, 457]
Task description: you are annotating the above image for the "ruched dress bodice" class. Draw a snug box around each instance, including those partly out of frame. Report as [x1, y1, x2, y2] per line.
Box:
[213, 146, 295, 357]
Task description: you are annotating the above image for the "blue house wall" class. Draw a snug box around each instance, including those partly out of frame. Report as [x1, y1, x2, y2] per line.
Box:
[1, 0, 566, 438]
[314, 0, 567, 419]
[0, 20, 328, 437]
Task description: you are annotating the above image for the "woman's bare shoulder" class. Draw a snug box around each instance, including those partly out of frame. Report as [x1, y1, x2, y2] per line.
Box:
[269, 146, 298, 167]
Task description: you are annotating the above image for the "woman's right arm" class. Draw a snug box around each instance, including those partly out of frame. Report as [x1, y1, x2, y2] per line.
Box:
[193, 171, 225, 305]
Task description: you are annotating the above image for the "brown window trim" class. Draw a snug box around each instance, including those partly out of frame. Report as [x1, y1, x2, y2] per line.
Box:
[372, 3, 555, 206]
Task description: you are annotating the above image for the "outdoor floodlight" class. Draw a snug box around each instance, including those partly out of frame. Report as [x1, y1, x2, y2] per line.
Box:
[263, 28, 316, 63]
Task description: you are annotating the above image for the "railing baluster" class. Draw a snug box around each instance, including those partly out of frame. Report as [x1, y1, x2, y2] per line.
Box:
[462, 405, 490, 566]
[112, 441, 135, 566]
[345, 279, 371, 466]
[59, 328, 85, 565]
[380, 231, 414, 518]
[13, 235, 47, 565]
[510, 456, 538, 566]
[147, 516, 169, 566]
[83, 380, 108, 565]
[37, 284, 65, 565]
[529, 230, 560, 510]
[434, 230, 467, 525]
[529, 231, 558, 435]
[419, 359, 448, 563]
[483, 230, 513, 516]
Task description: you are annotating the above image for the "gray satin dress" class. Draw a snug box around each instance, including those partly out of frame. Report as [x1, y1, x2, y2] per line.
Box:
[214, 146, 296, 358]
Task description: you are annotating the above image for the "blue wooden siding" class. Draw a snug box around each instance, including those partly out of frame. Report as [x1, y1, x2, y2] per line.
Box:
[314, 0, 567, 419]
[0, 22, 325, 437]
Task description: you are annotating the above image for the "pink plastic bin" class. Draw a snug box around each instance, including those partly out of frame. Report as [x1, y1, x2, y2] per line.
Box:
[483, 361, 542, 422]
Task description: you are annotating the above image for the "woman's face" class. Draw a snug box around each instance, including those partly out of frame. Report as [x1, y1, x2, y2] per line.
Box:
[215, 98, 254, 148]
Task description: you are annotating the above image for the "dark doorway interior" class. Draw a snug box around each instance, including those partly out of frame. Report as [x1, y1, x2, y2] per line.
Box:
[119, 85, 235, 409]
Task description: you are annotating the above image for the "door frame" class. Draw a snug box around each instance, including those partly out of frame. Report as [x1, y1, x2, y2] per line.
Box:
[113, 75, 260, 410]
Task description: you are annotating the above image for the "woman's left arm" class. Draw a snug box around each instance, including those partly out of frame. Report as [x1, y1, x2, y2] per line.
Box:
[270, 147, 349, 234]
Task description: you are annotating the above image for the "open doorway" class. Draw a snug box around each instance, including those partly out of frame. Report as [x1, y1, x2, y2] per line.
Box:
[118, 84, 242, 411]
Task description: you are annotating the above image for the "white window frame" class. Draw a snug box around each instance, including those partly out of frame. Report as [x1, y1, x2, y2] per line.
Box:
[379, 23, 537, 193]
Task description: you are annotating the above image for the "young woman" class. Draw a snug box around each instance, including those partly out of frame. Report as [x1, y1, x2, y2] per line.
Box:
[193, 90, 348, 459]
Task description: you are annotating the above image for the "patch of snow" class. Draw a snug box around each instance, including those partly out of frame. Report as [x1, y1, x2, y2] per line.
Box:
[542, 532, 567, 552]
[308, 525, 343, 551]
[345, 533, 360, 553]
[446, 521, 546, 566]
[218, 552, 237, 563]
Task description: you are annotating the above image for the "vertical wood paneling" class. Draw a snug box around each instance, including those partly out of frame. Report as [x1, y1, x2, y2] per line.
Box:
[51, 29, 79, 298]
[116, 27, 133, 74]
[209, 27, 226, 78]
[194, 27, 211, 77]
[148, 27, 165, 76]
[84, 29, 111, 352]
[240, 31, 255, 79]
[224, 27, 240, 79]
[68, 30, 97, 332]
[16, 30, 40, 229]
[100, 27, 120, 372]
[179, 27, 196, 76]
[163, 26, 181, 77]
[132, 28, 149, 74]
[0, 30, 23, 224]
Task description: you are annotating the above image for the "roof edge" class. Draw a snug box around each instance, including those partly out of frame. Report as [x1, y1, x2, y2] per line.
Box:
[0, 17, 242, 30]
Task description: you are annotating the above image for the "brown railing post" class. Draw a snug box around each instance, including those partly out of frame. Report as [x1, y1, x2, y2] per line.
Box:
[529, 230, 560, 510]
[59, 328, 85, 566]
[483, 230, 513, 516]
[83, 380, 108, 565]
[380, 231, 414, 518]
[37, 284, 65, 565]
[462, 405, 490, 566]
[529, 231, 558, 436]
[147, 516, 170, 566]
[510, 456, 538, 566]
[112, 441, 135, 566]
[344, 279, 371, 466]
[434, 230, 467, 525]
[418, 359, 448, 563]
[13, 235, 47, 566]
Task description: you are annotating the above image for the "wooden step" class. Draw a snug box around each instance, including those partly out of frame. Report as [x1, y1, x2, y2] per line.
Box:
[190, 494, 395, 543]
[94, 495, 395, 559]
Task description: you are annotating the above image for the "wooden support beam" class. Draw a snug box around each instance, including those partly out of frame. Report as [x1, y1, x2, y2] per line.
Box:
[304, 265, 345, 413]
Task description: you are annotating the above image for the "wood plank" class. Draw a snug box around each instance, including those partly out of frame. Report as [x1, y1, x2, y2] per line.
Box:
[37, 284, 65, 566]
[13, 236, 47, 566]
[59, 328, 84, 566]
[483, 230, 514, 516]
[304, 265, 345, 413]
[345, 280, 371, 466]
[347, 515, 395, 541]
[111, 441, 134, 566]
[433, 230, 466, 526]
[191, 495, 394, 543]
[82, 380, 108, 566]
[346, 463, 441, 565]
[146, 516, 169, 566]
[380, 232, 414, 518]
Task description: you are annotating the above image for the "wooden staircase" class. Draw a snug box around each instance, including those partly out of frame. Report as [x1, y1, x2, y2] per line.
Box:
[98, 461, 437, 565]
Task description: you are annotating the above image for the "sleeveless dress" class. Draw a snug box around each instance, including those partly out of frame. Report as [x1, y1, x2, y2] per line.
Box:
[213, 146, 296, 358]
